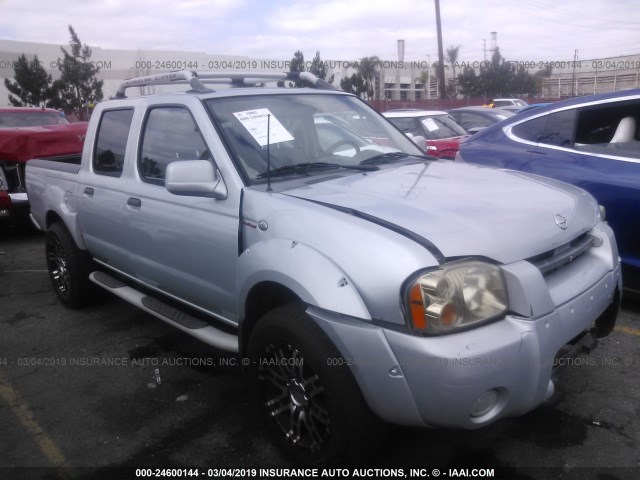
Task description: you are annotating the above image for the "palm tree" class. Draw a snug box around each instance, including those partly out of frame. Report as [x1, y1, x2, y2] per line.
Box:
[445, 45, 461, 96]
[357, 56, 380, 100]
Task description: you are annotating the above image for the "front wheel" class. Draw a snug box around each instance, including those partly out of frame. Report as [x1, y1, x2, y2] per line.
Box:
[247, 304, 385, 466]
[45, 222, 97, 308]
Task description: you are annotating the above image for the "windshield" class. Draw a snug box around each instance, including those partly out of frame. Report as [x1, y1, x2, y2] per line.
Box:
[0, 111, 69, 128]
[419, 114, 468, 139]
[492, 110, 515, 120]
[205, 93, 424, 184]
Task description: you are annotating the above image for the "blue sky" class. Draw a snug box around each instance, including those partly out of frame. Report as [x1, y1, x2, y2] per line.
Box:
[0, 0, 638, 62]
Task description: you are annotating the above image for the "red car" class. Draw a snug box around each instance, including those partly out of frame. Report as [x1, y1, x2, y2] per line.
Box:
[383, 109, 469, 159]
[0, 107, 87, 224]
[0, 190, 10, 219]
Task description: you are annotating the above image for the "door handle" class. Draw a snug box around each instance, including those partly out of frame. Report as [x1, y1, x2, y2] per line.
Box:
[127, 197, 142, 208]
[84, 187, 94, 196]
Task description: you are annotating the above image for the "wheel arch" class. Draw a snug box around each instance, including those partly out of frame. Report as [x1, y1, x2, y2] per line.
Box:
[46, 210, 64, 229]
[239, 281, 300, 355]
[45, 210, 87, 250]
[237, 239, 372, 354]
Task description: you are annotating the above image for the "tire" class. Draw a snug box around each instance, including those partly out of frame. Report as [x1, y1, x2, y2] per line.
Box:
[45, 222, 97, 308]
[247, 303, 385, 466]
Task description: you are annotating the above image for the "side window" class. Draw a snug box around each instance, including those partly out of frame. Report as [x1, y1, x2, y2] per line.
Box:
[512, 110, 575, 147]
[93, 109, 134, 176]
[462, 112, 493, 129]
[139, 107, 210, 184]
[573, 100, 640, 158]
[538, 110, 575, 147]
[512, 115, 547, 143]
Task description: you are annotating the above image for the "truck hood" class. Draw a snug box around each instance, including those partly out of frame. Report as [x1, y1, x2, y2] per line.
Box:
[282, 161, 597, 264]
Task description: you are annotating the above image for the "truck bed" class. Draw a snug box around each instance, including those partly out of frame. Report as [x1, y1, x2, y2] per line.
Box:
[25, 159, 82, 233]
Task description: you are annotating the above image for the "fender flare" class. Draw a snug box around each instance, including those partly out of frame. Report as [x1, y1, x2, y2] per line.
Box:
[237, 238, 371, 321]
[43, 187, 87, 250]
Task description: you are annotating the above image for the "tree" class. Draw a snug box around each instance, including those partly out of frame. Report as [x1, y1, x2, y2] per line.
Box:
[445, 45, 461, 97]
[340, 74, 366, 98]
[478, 48, 516, 98]
[50, 25, 104, 120]
[511, 65, 538, 97]
[356, 56, 380, 100]
[456, 48, 542, 99]
[457, 66, 482, 98]
[4, 54, 53, 107]
[309, 50, 334, 83]
[134, 51, 155, 96]
[416, 69, 431, 97]
[534, 66, 553, 96]
[289, 50, 305, 87]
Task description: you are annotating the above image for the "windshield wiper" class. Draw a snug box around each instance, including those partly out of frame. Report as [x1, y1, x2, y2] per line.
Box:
[257, 162, 378, 178]
[359, 152, 435, 165]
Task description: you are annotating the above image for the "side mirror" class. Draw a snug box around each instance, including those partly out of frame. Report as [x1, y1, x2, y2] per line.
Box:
[165, 160, 228, 200]
[467, 127, 485, 135]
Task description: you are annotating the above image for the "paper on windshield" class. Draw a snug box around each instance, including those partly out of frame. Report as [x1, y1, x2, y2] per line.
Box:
[422, 118, 440, 132]
[233, 108, 294, 147]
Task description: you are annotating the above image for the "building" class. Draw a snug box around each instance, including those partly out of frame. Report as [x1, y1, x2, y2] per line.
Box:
[1, 39, 639, 108]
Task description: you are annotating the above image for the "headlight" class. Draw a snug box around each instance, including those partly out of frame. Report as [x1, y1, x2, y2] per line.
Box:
[405, 260, 508, 335]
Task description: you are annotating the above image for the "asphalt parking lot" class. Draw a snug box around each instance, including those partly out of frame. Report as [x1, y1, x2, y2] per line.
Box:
[1, 226, 639, 480]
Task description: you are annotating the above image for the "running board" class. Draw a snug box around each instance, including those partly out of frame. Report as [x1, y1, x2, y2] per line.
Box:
[89, 271, 239, 353]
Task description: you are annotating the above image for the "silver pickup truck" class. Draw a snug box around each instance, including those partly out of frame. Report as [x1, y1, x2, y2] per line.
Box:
[26, 71, 621, 466]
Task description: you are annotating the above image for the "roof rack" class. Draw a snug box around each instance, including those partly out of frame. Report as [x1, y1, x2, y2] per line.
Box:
[115, 70, 337, 98]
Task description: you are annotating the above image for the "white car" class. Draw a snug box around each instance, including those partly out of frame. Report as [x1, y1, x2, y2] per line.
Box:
[489, 98, 529, 112]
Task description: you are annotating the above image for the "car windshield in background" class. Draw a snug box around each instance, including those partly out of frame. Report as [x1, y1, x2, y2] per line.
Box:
[0, 111, 70, 128]
[492, 111, 513, 121]
[205, 93, 423, 183]
[419, 114, 468, 139]
[492, 100, 527, 108]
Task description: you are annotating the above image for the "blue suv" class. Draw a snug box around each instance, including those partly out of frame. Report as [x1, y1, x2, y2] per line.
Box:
[457, 89, 640, 290]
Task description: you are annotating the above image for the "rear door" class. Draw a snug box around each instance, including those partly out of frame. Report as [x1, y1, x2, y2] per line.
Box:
[77, 108, 135, 271]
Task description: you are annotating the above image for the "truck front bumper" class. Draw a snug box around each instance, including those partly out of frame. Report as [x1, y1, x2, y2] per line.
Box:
[308, 265, 621, 429]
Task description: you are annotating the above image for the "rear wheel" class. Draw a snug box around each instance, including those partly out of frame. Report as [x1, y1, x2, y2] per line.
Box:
[45, 222, 96, 308]
[247, 303, 385, 466]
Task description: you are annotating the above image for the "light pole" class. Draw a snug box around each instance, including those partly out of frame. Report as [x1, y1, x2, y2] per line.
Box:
[571, 49, 578, 97]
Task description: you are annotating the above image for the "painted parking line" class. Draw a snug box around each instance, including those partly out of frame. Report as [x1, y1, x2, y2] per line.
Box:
[615, 325, 640, 337]
[0, 369, 67, 468]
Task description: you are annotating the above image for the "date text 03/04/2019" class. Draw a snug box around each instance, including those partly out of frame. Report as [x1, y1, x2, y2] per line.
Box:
[454, 60, 640, 70]
[131, 60, 433, 71]
[135, 468, 496, 478]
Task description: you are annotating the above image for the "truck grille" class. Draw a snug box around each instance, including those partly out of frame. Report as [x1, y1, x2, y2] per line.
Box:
[527, 232, 594, 276]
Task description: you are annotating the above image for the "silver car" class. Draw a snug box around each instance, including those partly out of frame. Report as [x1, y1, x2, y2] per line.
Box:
[26, 71, 622, 466]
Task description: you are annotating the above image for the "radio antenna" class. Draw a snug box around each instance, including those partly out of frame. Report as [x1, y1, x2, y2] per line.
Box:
[266, 113, 272, 192]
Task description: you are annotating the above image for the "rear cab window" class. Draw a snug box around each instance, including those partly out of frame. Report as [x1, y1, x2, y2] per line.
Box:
[93, 109, 135, 176]
[0, 111, 69, 127]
